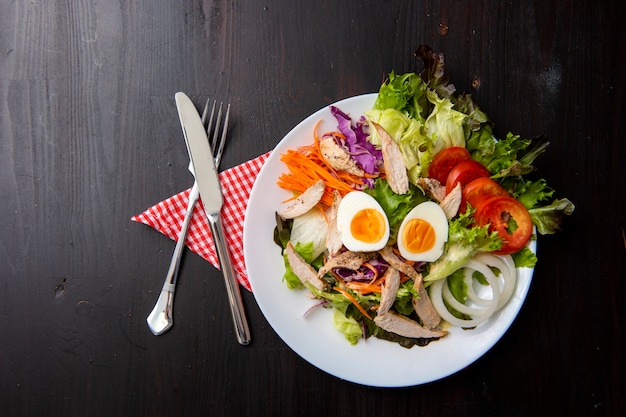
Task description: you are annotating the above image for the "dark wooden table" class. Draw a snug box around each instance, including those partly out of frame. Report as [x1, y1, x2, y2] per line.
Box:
[1, 1, 624, 416]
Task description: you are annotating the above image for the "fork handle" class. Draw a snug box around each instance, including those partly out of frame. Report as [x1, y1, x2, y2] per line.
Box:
[207, 212, 251, 345]
[164, 182, 200, 290]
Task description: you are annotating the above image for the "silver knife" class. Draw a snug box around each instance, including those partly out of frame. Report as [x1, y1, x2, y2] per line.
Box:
[174, 92, 251, 345]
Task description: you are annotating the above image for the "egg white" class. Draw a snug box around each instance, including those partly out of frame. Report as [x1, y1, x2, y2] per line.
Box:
[397, 201, 448, 262]
[336, 191, 389, 252]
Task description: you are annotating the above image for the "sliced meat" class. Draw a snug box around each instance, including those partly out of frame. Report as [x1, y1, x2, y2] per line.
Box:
[374, 311, 447, 339]
[412, 279, 441, 329]
[285, 242, 328, 291]
[319, 135, 365, 176]
[378, 246, 420, 281]
[325, 190, 343, 256]
[317, 250, 376, 279]
[372, 122, 409, 195]
[378, 267, 401, 315]
[439, 181, 462, 219]
[417, 177, 446, 203]
[278, 180, 325, 219]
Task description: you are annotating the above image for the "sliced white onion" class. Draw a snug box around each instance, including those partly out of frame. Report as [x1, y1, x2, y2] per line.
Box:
[465, 268, 491, 307]
[429, 253, 517, 329]
[474, 253, 516, 309]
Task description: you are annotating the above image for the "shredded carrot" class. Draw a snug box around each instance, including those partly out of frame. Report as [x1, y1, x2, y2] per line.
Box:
[344, 281, 383, 295]
[362, 262, 379, 283]
[276, 121, 378, 208]
[344, 273, 385, 295]
[334, 286, 373, 320]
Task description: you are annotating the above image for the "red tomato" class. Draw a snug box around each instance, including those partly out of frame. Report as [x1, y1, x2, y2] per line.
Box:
[474, 196, 533, 255]
[428, 147, 471, 184]
[461, 177, 510, 213]
[445, 160, 490, 194]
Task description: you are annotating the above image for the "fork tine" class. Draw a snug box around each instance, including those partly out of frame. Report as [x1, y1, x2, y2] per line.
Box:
[210, 102, 223, 152]
[205, 100, 217, 142]
[213, 103, 230, 168]
[201, 99, 229, 169]
[200, 98, 211, 124]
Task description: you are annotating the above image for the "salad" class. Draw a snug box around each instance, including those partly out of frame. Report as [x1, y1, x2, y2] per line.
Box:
[272, 45, 574, 348]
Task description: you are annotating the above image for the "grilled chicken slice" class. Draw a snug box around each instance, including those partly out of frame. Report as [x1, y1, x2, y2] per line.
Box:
[317, 250, 376, 279]
[439, 181, 462, 219]
[378, 246, 420, 281]
[417, 177, 446, 203]
[378, 267, 401, 315]
[325, 191, 343, 256]
[278, 180, 325, 219]
[374, 311, 447, 339]
[285, 242, 328, 291]
[412, 279, 442, 329]
[372, 122, 409, 195]
[319, 136, 365, 176]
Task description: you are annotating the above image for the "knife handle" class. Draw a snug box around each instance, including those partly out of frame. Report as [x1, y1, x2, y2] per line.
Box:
[207, 213, 251, 345]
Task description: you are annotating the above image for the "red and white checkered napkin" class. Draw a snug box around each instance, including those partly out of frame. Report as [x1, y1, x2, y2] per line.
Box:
[131, 152, 271, 292]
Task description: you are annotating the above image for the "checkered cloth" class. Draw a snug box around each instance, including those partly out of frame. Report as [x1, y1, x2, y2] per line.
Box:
[131, 152, 271, 292]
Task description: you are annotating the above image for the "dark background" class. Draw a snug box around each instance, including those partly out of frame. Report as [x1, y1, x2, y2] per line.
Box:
[1, 1, 624, 416]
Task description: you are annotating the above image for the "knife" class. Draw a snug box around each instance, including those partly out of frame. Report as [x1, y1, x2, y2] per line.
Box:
[174, 92, 251, 345]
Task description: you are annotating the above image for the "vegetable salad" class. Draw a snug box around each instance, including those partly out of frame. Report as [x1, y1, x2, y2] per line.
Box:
[273, 45, 574, 348]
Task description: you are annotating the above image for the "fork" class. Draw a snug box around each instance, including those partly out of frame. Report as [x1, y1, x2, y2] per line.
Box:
[146, 99, 230, 336]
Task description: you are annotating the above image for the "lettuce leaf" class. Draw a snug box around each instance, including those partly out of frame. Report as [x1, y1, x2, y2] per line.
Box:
[373, 71, 427, 121]
[365, 108, 435, 182]
[505, 177, 574, 234]
[280, 241, 316, 289]
[529, 198, 575, 235]
[414, 44, 456, 102]
[364, 178, 428, 242]
[332, 309, 362, 345]
[512, 246, 538, 268]
[424, 210, 502, 282]
[508, 178, 555, 209]
[423, 89, 467, 153]
[447, 268, 468, 303]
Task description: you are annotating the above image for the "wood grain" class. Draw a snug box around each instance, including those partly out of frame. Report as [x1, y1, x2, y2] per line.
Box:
[1, 1, 624, 416]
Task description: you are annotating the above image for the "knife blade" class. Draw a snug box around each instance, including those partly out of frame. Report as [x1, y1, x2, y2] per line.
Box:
[174, 92, 251, 345]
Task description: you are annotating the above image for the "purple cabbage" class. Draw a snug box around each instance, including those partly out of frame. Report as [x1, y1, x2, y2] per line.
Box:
[330, 106, 382, 176]
[333, 257, 389, 283]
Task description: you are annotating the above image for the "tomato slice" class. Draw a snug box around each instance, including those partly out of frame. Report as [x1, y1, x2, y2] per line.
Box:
[428, 147, 471, 184]
[474, 196, 533, 255]
[461, 177, 509, 213]
[445, 160, 490, 194]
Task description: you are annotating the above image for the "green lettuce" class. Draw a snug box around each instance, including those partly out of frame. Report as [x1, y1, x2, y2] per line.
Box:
[365, 108, 435, 182]
[509, 178, 555, 209]
[373, 71, 427, 121]
[504, 177, 575, 235]
[332, 309, 362, 345]
[529, 198, 575, 235]
[423, 89, 467, 153]
[424, 211, 502, 283]
[281, 241, 316, 289]
[512, 246, 538, 268]
[393, 281, 418, 316]
[364, 178, 428, 243]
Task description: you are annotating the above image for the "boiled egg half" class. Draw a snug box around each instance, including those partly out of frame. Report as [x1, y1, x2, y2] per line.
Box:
[337, 191, 389, 252]
[397, 201, 448, 262]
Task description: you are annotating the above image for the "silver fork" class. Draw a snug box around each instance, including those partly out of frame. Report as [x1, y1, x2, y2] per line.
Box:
[147, 99, 230, 336]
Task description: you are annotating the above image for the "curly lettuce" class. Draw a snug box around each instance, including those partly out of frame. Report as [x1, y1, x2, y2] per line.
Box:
[424, 210, 502, 283]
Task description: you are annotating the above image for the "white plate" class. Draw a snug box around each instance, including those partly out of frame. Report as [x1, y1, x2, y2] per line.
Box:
[243, 94, 535, 387]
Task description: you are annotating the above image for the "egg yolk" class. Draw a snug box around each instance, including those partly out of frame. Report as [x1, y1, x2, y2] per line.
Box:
[402, 219, 436, 253]
[350, 209, 386, 243]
